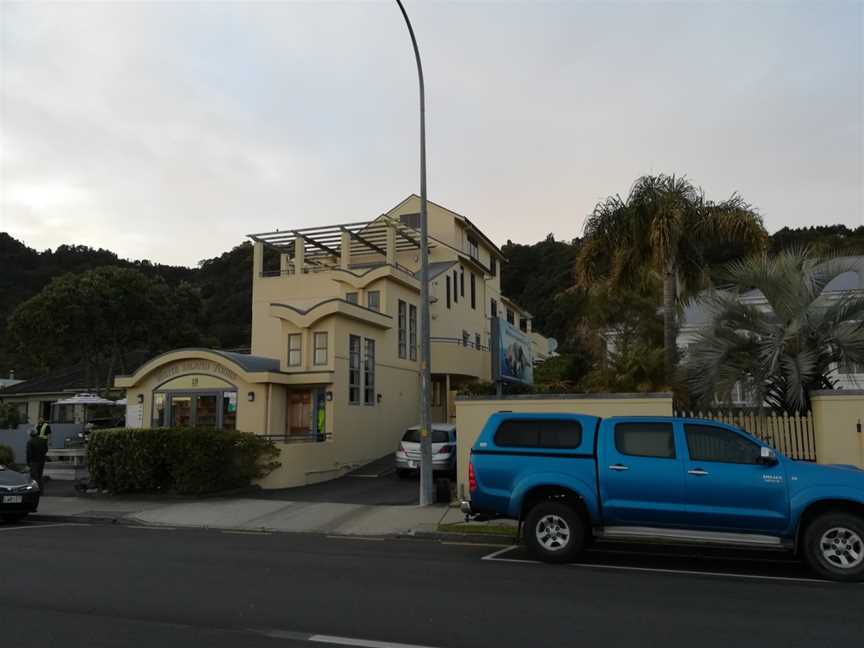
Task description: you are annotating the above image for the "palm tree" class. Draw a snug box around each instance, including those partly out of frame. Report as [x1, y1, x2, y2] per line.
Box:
[686, 249, 864, 412]
[575, 174, 767, 380]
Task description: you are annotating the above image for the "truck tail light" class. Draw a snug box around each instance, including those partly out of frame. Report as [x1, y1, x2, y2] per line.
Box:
[436, 445, 451, 455]
[469, 461, 477, 492]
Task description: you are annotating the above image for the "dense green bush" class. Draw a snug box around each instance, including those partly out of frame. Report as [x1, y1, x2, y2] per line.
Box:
[88, 428, 281, 495]
[0, 444, 14, 466]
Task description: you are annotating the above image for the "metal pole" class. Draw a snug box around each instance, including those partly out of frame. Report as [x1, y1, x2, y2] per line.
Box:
[395, 0, 434, 506]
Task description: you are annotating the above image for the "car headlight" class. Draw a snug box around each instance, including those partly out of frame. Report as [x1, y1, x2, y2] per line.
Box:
[26, 479, 40, 492]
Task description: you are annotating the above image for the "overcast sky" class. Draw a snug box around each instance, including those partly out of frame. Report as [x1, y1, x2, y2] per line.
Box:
[1, 0, 862, 267]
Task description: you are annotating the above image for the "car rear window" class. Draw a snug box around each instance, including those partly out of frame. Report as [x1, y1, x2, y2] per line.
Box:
[493, 419, 582, 449]
[402, 429, 450, 443]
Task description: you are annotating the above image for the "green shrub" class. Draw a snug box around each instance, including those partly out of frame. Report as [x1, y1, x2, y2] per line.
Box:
[0, 444, 14, 466]
[87, 428, 281, 495]
[0, 403, 22, 430]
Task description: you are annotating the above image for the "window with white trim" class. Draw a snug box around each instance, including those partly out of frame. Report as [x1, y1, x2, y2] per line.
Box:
[287, 334, 302, 367]
[398, 300, 407, 359]
[349, 335, 361, 404]
[364, 338, 376, 405]
[313, 332, 328, 366]
[409, 304, 417, 361]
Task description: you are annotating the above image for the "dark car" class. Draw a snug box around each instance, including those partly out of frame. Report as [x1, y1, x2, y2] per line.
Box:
[0, 464, 40, 522]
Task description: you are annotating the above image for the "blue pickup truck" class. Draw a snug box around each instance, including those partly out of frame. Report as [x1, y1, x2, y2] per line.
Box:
[462, 413, 864, 581]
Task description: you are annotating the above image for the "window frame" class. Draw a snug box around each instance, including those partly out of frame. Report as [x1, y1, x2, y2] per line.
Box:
[398, 299, 407, 359]
[490, 298, 497, 318]
[287, 333, 302, 367]
[363, 337, 376, 406]
[446, 276, 451, 309]
[348, 335, 361, 405]
[470, 272, 476, 309]
[313, 331, 328, 366]
[345, 292, 359, 305]
[467, 235, 479, 260]
[367, 290, 380, 312]
[613, 422, 677, 459]
[452, 270, 458, 304]
[409, 304, 417, 361]
[460, 268, 465, 297]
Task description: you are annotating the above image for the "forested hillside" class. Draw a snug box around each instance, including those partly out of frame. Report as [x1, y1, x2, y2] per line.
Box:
[2, 223, 862, 382]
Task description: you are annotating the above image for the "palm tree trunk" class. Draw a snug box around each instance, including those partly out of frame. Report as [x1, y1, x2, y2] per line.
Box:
[663, 264, 677, 384]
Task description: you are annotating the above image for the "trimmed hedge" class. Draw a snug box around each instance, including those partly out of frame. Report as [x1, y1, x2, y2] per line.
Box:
[88, 428, 281, 495]
[0, 444, 13, 466]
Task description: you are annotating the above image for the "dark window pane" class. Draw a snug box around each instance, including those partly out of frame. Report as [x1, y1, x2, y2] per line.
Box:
[685, 424, 761, 464]
[614, 423, 675, 458]
[494, 419, 582, 449]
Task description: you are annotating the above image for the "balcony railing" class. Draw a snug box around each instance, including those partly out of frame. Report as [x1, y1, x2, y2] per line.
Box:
[431, 336, 489, 352]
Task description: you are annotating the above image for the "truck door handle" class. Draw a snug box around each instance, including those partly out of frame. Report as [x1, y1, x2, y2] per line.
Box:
[688, 468, 709, 476]
[609, 464, 629, 471]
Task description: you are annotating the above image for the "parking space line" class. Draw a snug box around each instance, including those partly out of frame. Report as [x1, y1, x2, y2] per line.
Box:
[0, 523, 91, 532]
[441, 541, 511, 548]
[252, 628, 440, 648]
[480, 546, 854, 584]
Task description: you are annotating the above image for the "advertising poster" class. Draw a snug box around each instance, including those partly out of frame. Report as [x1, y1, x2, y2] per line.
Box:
[492, 318, 534, 385]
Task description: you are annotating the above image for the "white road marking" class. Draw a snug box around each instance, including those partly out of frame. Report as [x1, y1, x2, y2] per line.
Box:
[441, 541, 511, 548]
[133, 526, 177, 531]
[479, 545, 856, 584]
[251, 629, 440, 648]
[0, 523, 90, 532]
[480, 545, 520, 560]
[325, 535, 386, 542]
[309, 634, 440, 648]
[222, 529, 272, 536]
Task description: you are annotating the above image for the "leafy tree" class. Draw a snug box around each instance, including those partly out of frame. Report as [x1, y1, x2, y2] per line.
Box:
[6, 267, 204, 384]
[575, 174, 767, 380]
[685, 249, 864, 412]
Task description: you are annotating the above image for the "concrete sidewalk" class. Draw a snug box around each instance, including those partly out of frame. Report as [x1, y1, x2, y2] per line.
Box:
[33, 495, 456, 537]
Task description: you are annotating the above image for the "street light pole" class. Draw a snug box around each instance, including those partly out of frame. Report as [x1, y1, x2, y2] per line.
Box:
[395, 0, 434, 506]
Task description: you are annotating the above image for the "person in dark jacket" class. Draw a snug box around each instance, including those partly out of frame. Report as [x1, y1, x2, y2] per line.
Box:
[26, 428, 48, 491]
[36, 417, 52, 441]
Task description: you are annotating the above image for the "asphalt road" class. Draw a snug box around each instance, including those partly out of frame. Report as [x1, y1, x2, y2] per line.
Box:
[2, 521, 862, 648]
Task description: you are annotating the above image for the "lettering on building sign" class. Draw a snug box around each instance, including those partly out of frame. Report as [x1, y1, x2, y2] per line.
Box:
[154, 360, 239, 383]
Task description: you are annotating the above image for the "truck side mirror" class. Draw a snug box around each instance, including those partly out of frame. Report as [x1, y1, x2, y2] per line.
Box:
[758, 446, 778, 466]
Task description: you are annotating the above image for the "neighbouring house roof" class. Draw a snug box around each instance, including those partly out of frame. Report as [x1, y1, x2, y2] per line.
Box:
[0, 351, 152, 397]
[679, 260, 864, 333]
[207, 349, 280, 373]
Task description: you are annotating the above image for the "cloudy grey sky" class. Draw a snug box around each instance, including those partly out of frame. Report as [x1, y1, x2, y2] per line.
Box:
[1, 0, 862, 267]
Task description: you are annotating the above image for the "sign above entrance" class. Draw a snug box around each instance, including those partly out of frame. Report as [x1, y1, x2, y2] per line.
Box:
[154, 360, 239, 385]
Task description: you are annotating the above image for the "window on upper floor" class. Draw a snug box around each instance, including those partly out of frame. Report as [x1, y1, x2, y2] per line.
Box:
[398, 300, 407, 359]
[345, 292, 359, 305]
[470, 273, 476, 309]
[364, 338, 376, 406]
[490, 298, 497, 318]
[475, 333, 481, 349]
[313, 332, 328, 366]
[519, 317, 528, 333]
[409, 304, 417, 361]
[466, 235, 479, 260]
[349, 335, 361, 404]
[460, 268, 465, 297]
[287, 334, 302, 367]
[400, 213, 420, 229]
[462, 330, 470, 347]
[507, 309, 515, 325]
[490, 257, 497, 277]
[367, 290, 380, 312]
[446, 276, 451, 309]
[452, 270, 458, 304]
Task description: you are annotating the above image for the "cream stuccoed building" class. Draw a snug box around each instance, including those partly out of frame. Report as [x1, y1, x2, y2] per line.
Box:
[116, 195, 550, 488]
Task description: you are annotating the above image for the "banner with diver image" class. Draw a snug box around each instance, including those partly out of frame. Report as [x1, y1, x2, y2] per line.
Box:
[491, 318, 534, 385]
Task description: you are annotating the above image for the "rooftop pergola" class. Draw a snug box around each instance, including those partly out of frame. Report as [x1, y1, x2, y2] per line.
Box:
[248, 216, 435, 269]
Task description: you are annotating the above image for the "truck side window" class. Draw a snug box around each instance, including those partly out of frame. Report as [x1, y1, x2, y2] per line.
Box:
[685, 424, 761, 464]
[494, 420, 582, 449]
[614, 423, 675, 458]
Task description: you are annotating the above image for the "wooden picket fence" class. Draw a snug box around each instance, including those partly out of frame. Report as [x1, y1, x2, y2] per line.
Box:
[674, 409, 817, 462]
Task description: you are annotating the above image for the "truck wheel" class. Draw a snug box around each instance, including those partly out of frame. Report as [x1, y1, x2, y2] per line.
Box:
[524, 501, 585, 563]
[803, 512, 864, 582]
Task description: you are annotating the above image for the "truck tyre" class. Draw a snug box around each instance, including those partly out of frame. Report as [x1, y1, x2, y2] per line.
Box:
[524, 501, 585, 563]
[803, 512, 864, 582]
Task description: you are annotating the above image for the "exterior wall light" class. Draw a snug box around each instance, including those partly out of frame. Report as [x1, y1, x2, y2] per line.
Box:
[377, 393, 382, 404]
[136, 394, 144, 404]
[247, 391, 255, 402]
[326, 391, 333, 402]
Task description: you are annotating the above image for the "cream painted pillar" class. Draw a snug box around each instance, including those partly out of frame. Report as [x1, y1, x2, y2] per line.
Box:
[810, 390, 864, 468]
[280, 253, 290, 274]
[340, 231, 351, 270]
[294, 235, 305, 274]
[386, 224, 397, 265]
[253, 240, 264, 277]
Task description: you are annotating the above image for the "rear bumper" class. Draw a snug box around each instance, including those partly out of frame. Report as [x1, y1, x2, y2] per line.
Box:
[395, 456, 455, 471]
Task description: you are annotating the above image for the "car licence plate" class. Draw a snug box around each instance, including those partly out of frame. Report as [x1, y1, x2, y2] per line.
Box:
[2, 495, 22, 504]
